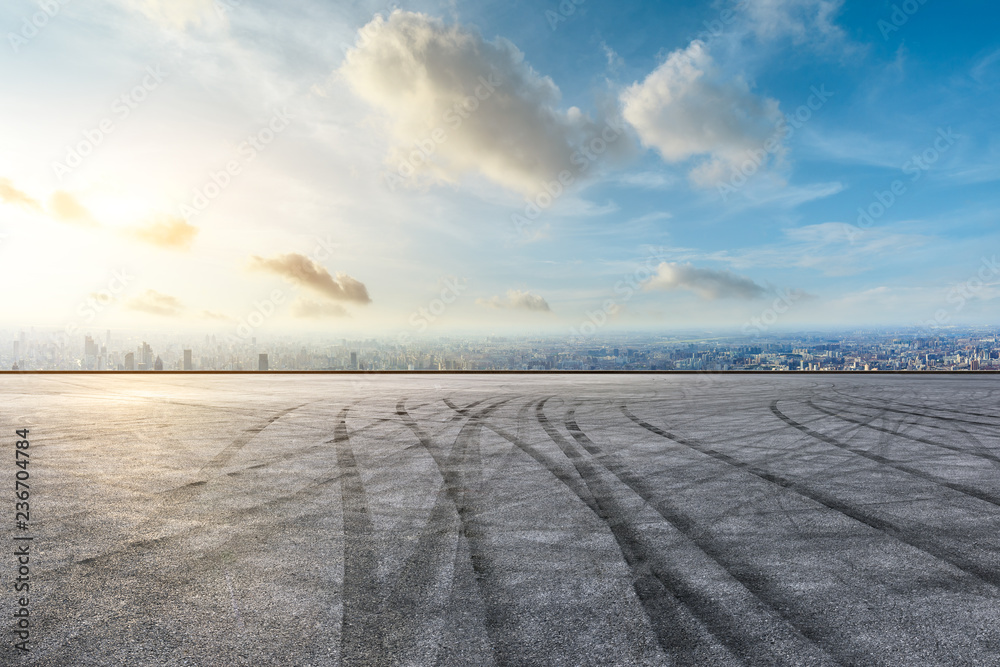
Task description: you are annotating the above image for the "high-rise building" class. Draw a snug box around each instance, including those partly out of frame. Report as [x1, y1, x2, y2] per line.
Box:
[183, 349, 193, 371]
[153, 356, 163, 371]
[258, 353, 268, 371]
[12, 341, 19, 362]
[124, 352, 135, 371]
[84, 335, 98, 357]
[350, 352, 358, 369]
[140, 342, 153, 368]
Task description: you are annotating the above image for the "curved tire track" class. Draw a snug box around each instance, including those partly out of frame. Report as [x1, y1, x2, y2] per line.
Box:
[621, 404, 1000, 590]
[772, 401, 1000, 508]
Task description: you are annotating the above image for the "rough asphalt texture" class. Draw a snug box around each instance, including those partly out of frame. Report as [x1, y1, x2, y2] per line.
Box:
[3, 373, 1000, 666]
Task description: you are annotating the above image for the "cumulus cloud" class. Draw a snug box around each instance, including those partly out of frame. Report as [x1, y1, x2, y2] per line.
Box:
[477, 289, 552, 312]
[49, 191, 99, 226]
[645, 262, 767, 300]
[0, 179, 42, 211]
[621, 41, 783, 186]
[127, 216, 198, 250]
[126, 289, 184, 316]
[290, 298, 349, 319]
[248, 253, 371, 304]
[339, 11, 623, 194]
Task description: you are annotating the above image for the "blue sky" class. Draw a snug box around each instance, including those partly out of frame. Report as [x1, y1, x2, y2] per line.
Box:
[1, 0, 999, 338]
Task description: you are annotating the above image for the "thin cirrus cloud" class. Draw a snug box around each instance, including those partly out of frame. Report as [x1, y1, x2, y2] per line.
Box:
[126, 216, 198, 250]
[0, 178, 42, 211]
[290, 298, 349, 319]
[115, 0, 221, 29]
[49, 191, 99, 227]
[248, 253, 372, 304]
[0, 178, 98, 225]
[338, 11, 623, 196]
[645, 262, 768, 300]
[477, 289, 552, 312]
[126, 289, 184, 316]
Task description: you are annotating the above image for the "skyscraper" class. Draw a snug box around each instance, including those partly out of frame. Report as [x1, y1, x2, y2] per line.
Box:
[140, 342, 153, 368]
[124, 352, 135, 371]
[183, 349, 193, 371]
[153, 356, 163, 371]
[259, 354, 268, 371]
[351, 351, 358, 370]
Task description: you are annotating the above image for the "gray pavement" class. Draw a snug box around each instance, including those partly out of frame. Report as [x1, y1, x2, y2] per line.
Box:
[3, 373, 1000, 665]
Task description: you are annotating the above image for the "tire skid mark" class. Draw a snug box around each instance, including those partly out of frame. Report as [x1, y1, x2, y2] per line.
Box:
[336, 405, 384, 667]
[822, 393, 1000, 462]
[63, 404, 381, 572]
[161, 402, 311, 504]
[378, 397, 482, 665]
[443, 397, 488, 421]
[807, 400, 1000, 468]
[564, 407, 841, 666]
[398, 396, 513, 666]
[455, 396, 728, 663]
[772, 401, 1000, 508]
[536, 399, 824, 666]
[621, 405, 1000, 590]
[829, 388, 1000, 424]
[201, 402, 312, 473]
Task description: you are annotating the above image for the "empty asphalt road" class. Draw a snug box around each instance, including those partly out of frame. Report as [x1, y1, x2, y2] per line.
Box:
[3, 373, 1000, 665]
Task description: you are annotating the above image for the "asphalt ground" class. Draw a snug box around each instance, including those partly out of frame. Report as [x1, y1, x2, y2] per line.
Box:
[2, 373, 1000, 665]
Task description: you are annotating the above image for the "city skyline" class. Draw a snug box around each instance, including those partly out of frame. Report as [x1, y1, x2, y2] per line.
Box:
[2, 1, 999, 335]
[7, 326, 1000, 372]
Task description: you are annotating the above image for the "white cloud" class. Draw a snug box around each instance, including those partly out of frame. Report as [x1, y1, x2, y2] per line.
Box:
[742, 0, 847, 44]
[116, 0, 223, 29]
[621, 41, 784, 186]
[645, 262, 767, 299]
[477, 289, 552, 312]
[338, 11, 622, 195]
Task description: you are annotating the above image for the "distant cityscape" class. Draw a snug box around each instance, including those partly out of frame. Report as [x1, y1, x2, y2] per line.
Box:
[5, 327, 1000, 372]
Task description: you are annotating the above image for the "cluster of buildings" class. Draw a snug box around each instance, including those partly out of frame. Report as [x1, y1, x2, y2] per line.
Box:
[4, 328, 1000, 372]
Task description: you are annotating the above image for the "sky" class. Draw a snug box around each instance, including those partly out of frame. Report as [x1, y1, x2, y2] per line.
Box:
[2, 0, 999, 340]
